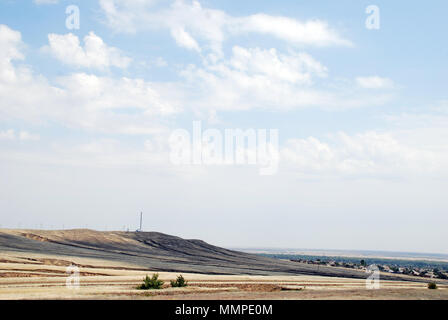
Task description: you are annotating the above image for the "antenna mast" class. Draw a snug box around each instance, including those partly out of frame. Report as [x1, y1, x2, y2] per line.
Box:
[136, 212, 143, 232]
[139, 212, 143, 232]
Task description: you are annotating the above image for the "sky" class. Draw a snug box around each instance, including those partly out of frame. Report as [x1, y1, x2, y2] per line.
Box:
[0, 0, 447, 254]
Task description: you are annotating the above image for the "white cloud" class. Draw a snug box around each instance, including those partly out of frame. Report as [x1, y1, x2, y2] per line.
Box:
[44, 32, 131, 69]
[98, 0, 160, 33]
[433, 100, 448, 113]
[98, 0, 352, 54]
[34, 0, 59, 4]
[282, 130, 448, 177]
[229, 47, 328, 82]
[233, 14, 352, 47]
[19, 131, 40, 141]
[180, 46, 330, 111]
[0, 25, 56, 123]
[57, 73, 175, 115]
[0, 23, 391, 137]
[170, 27, 201, 52]
[92, 2, 378, 113]
[93, 1, 383, 114]
[0, 137, 171, 170]
[178, 46, 390, 112]
[0, 24, 25, 83]
[0, 129, 15, 140]
[356, 76, 394, 89]
[0, 25, 176, 135]
[0, 129, 40, 141]
[154, 57, 168, 67]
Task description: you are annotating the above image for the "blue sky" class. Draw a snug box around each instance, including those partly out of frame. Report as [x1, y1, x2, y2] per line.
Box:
[0, 0, 447, 253]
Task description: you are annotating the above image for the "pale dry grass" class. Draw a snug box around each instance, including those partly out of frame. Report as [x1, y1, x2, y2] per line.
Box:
[1, 251, 447, 300]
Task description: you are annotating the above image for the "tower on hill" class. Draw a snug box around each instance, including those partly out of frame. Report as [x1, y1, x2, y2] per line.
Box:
[136, 212, 143, 232]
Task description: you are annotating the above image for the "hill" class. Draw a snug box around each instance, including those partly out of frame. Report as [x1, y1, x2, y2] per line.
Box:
[0, 229, 434, 282]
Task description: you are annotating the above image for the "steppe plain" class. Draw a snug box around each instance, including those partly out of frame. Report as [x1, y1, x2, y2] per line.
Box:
[1, 229, 447, 300]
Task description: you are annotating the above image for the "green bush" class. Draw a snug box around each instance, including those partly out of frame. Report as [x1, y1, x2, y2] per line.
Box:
[137, 273, 164, 290]
[170, 274, 188, 287]
[428, 282, 437, 290]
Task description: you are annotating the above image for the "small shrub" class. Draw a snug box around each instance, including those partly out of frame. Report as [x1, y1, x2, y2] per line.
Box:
[171, 274, 188, 287]
[428, 282, 437, 290]
[137, 273, 164, 290]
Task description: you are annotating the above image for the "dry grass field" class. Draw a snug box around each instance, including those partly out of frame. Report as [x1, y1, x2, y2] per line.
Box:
[1, 229, 447, 300]
[1, 251, 448, 300]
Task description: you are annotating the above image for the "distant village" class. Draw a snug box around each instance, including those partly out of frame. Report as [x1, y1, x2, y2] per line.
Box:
[290, 258, 448, 280]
